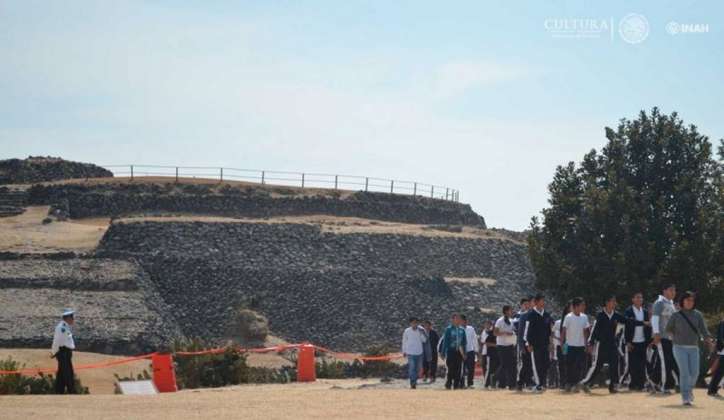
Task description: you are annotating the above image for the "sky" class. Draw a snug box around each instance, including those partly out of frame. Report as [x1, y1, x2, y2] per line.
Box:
[1, 1, 722, 230]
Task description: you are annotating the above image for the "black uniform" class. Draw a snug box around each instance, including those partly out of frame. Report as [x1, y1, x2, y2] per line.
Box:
[708, 321, 724, 396]
[482, 328, 499, 388]
[524, 308, 553, 389]
[622, 305, 652, 390]
[422, 329, 440, 381]
[582, 309, 627, 391]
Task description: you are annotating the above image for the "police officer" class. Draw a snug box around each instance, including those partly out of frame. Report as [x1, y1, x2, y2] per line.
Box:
[51, 309, 76, 394]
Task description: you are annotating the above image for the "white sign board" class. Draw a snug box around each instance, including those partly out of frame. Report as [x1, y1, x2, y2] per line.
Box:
[117, 380, 158, 395]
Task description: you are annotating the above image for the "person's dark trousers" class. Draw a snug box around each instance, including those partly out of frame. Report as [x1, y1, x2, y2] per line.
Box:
[581, 343, 619, 390]
[54, 347, 76, 394]
[628, 342, 647, 390]
[484, 347, 499, 388]
[556, 346, 566, 388]
[530, 347, 549, 388]
[497, 345, 516, 389]
[517, 348, 533, 388]
[423, 354, 438, 381]
[566, 346, 586, 386]
[445, 349, 464, 389]
[708, 355, 723, 395]
[652, 339, 679, 391]
[464, 351, 476, 387]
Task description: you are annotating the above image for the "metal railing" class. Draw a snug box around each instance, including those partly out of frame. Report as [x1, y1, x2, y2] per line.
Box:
[98, 165, 460, 202]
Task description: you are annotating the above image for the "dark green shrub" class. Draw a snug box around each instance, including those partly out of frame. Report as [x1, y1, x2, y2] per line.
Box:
[0, 357, 89, 395]
[172, 339, 293, 389]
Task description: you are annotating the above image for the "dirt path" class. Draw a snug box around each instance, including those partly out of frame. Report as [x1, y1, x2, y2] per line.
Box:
[2, 380, 721, 420]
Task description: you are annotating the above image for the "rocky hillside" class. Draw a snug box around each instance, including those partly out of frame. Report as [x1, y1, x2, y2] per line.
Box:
[0, 156, 112, 185]
[0, 255, 182, 354]
[29, 181, 486, 227]
[96, 220, 535, 351]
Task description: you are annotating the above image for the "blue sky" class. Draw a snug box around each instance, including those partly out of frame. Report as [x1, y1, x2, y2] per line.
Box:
[1, 1, 722, 229]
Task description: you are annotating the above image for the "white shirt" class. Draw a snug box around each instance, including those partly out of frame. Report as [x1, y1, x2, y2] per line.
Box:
[464, 325, 479, 353]
[51, 320, 75, 355]
[552, 319, 562, 347]
[632, 306, 645, 343]
[401, 326, 426, 356]
[562, 313, 590, 347]
[494, 316, 517, 346]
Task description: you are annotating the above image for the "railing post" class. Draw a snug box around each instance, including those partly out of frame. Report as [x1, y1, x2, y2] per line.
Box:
[301, 173, 305, 188]
[220, 168, 223, 182]
[390, 180, 394, 194]
[334, 175, 338, 190]
[413, 182, 417, 196]
[130, 165, 134, 181]
[261, 171, 265, 185]
[175, 167, 178, 183]
[446, 188, 449, 200]
[430, 185, 434, 198]
[365, 177, 369, 192]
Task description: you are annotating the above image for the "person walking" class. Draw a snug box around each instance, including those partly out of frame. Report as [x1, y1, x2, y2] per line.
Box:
[515, 299, 534, 391]
[439, 313, 467, 390]
[461, 315, 479, 388]
[422, 320, 440, 383]
[622, 292, 652, 391]
[552, 302, 571, 389]
[494, 305, 517, 390]
[402, 317, 427, 389]
[561, 297, 590, 392]
[581, 295, 627, 394]
[523, 293, 553, 392]
[480, 320, 498, 389]
[665, 291, 713, 406]
[707, 319, 724, 397]
[51, 309, 76, 394]
[651, 284, 679, 393]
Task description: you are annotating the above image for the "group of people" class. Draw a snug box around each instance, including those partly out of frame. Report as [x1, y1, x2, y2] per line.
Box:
[401, 285, 724, 406]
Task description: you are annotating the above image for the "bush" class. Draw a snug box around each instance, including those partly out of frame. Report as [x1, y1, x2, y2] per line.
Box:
[0, 357, 89, 395]
[172, 339, 293, 389]
[229, 309, 269, 346]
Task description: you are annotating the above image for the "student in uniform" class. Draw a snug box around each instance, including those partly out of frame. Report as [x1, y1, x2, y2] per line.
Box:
[494, 305, 517, 390]
[51, 309, 76, 394]
[561, 297, 590, 392]
[651, 284, 679, 393]
[421, 320, 439, 383]
[665, 291, 714, 406]
[461, 315, 479, 388]
[622, 292, 652, 391]
[552, 302, 571, 389]
[439, 313, 467, 390]
[480, 320, 498, 389]
[581, 295, 627, 393]
[708, 319, 724, 397]
[523, 293, 553, 392]
[515, 298, 534, 391]
[402, 317, 427, 389]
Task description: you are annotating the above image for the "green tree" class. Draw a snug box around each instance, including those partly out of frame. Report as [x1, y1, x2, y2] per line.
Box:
[529, 109, 723, 312]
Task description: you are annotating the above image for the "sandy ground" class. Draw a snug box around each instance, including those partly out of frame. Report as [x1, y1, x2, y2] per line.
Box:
[2, 379, 722, 420]
[0, 206, 108, 253]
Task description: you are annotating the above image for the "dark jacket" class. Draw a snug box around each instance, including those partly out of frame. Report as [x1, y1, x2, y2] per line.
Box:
[524, 309, 553, 349]
[428, 329, 440, 356]
[589, 310, 626, 347]
[515, 310, 530, 347]
[716, 320, 724, 353]
[623, 305, 652, 344]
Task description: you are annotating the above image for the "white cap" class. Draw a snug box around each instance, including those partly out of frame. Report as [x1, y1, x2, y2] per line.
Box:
[62, 309, 75, 317]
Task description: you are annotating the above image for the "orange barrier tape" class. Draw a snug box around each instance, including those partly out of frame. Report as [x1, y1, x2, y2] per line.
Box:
[312, 345, 403, 362]
[0, 352, 156, 375]
[0, 343, 404, 375]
